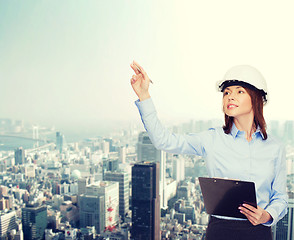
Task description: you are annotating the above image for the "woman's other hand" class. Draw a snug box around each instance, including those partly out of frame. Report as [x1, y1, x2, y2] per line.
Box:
[239, 204, 272, 225]
[130, 60, 151, 101]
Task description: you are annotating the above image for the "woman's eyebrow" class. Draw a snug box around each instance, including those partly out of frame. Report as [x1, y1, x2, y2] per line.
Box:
[236, 86, 246, 91]
[226, 86, 244, 90]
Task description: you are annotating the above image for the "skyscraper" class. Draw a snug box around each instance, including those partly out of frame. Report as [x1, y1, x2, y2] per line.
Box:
[79, 194, 105, 234]
[131, 162, 160, 240]
[15, 147, 25, 165]
[273, 192, 294, 240]
[56, 132, 64, 153]
[101, 140, 110, 154]
[137, 132, 167, 209]
[79, 181, 119, 234]
[172, 155, 185, 183]
[0, 210, 17, 238]
[119, 146, 126, 164]
[104, 138, 114, 152]
[104, 171, 130, 220]
[78, 178, 87, 196]
[22, 203, 47, 240]
[103, 159, 119, 173]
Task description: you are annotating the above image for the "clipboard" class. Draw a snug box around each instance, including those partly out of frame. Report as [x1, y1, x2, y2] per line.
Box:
[198, 177, 257, 219]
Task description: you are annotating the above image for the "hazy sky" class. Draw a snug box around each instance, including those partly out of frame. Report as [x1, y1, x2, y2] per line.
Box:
[1, 0, 294, 133]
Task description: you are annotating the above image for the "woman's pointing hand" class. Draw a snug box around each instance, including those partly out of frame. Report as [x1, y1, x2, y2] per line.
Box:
[130, 60, 151, 101]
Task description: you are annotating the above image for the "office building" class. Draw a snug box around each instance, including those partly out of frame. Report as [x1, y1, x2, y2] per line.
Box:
[0, 210, 17, 238]
[172, 155, 185, 183]
[104, 138, 115, 152]
[79, 194, 105, 234]
[273, 192, 294, 240]
[101, 141, 110, 155]
[119, 146, 126, 164]
[104, 171, 130, 220]
[131, 162, 160, 240]
[0, 162, 6, 173]
[56, 132, 64, 153]
[22, 203, 47, 240]
[137, 132, 167, 209]
[23, 164, 36, 178]
[79, 181, 119, 234]
[15, 147, 25, 165]
[77, 177, 88, 204]
[103, 159, 119, 173]
[0, 186, 8, 198]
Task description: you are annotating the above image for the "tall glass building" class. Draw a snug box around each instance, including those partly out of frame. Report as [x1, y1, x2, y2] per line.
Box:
[22, 203, 47, 240]
[131, 162, 160, 240]
[15, 147, 25, 165]
[137, 132, 167, 209]
[56, 132, 64, 153]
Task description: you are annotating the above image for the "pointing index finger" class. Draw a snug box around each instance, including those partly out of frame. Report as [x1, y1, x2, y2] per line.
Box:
[132, 60, 145, 74]
[130, 63, 140, 75]
[133, 60, 153, 84]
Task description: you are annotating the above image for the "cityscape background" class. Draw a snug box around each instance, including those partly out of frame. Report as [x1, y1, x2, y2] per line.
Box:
[0, 117, 293, 239]
[1, 1, 294, 239]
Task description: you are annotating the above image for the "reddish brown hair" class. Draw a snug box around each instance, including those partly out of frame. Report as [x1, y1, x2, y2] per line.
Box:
[223, 87, 268, 140]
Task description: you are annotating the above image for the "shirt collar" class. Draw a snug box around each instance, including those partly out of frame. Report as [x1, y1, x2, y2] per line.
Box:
[231, 123, 239, 138]
[255, 127, 264, 139]
[231, 123, 264, 140]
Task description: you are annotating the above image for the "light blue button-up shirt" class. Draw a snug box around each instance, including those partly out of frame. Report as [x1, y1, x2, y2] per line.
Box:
[135, 98, 288, 226]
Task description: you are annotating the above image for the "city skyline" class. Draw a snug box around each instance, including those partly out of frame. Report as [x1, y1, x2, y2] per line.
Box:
[0, 114, 292, 239]
[1, 0, 294, 135]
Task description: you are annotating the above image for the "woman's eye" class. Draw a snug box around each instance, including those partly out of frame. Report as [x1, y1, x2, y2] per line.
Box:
[223, 92, 229, 96]
[238, 90, 244, 94]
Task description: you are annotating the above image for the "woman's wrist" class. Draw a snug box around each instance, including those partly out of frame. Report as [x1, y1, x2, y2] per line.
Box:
[263, 211, 273, 224]
[139, 92, 151, 101]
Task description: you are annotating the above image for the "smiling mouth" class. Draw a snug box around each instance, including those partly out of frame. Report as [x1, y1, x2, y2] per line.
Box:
[227, 104, 238, 109]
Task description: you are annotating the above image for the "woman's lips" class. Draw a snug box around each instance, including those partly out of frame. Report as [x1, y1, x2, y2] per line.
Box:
[227, 104, 238, 109]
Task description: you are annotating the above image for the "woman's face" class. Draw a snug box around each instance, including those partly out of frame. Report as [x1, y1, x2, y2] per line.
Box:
[222, 85, 253, 119]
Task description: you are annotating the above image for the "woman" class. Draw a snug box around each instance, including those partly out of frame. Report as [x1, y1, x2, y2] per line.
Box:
[130, 61, 288, 240]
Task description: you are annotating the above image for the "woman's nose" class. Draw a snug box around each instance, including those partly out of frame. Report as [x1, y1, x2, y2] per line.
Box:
[228, 92, 235, 100]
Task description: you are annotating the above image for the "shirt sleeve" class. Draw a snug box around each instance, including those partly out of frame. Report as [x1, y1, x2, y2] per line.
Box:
[135, 98, 211, 156]
[263, 145, 288, 226]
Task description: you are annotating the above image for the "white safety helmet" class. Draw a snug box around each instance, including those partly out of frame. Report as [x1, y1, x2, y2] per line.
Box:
[216, 65, 268, 104]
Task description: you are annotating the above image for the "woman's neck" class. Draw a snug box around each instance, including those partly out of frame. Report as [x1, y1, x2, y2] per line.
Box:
[234, 115, 256, 142]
